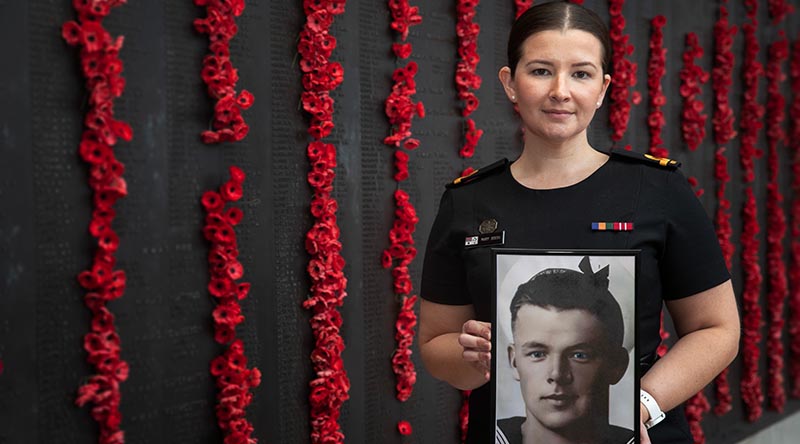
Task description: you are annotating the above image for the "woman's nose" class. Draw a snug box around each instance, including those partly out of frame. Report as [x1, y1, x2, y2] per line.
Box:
[549, 74, 570, 102]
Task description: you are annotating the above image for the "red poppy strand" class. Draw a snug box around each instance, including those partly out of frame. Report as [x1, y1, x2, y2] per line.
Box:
[201, 166, 261, 444]
[686, 177, 705, 199]
[459, 389, 471, 444]
[768, 0, 795, 24]
[62, 2, 132, 442]
[672, 28, 715, 442]
[514, 0, 582, 19]
[454, 6, 480, 429]
[710, 3, 737, 416]
[193, 0, 254, 144]
[647, 16, 667, 158]
[685, 389, 711, 444]
[739, 0, 765, 423]
[788, 38, 800, 399]
[608, 0, 639, 144]
[455, 0, 483, 159]
[679, 33, 708, 151]
[711, 3, 738, 151]
[657, 312, 669, 358]
[514, 0, 533, 18]
[765, 35, 790, 413]
[297, 2, 350, 443]
[384, 0, 424, 180]
[383, 1, 424, 437]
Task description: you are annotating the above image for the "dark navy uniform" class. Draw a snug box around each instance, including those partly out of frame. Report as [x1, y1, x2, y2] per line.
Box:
[421, 150, 730, 444]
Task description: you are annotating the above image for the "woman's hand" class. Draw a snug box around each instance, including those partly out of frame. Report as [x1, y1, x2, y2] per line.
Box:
[419, 300, 491, 390]
[459, 320, 492, 381]
[639, 402, 651, 444]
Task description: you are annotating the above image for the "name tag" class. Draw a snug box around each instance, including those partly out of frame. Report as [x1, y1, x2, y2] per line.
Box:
[465, 231, 505, 248]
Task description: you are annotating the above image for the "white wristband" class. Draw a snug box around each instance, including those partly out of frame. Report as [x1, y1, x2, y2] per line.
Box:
[640, 389, 666, 429]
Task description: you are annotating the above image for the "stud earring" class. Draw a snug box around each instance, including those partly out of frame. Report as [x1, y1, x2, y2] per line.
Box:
[596, 101, 602, 108]
[511, 95, 516, 101]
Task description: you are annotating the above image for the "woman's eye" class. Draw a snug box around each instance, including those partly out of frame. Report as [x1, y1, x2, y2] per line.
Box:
[573, 71, 591, 79]
[530, 68, 550, 76]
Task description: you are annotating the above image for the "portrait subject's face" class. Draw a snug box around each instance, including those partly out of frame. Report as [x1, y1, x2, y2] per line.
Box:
[508, 306, 615, 432]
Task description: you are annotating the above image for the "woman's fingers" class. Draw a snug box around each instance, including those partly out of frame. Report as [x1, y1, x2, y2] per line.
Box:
[639, 420, 651, 444]
[459, 320, 492, 380]
[462, 349, 491, 381]
[460, 320, 492, 350]
[462, 349, 491, 363]
[462, 320, 492, 340]
[458, 332, 491, 352]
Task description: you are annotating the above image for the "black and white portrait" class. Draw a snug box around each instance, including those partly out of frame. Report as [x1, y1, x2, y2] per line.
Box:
[493, 250, 637, 444]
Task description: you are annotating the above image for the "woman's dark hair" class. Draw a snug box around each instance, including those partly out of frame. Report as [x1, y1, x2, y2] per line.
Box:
[509, 256, 624, 348]
[507, 0, 612, 76]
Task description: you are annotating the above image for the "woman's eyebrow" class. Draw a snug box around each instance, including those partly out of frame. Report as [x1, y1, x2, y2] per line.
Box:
[524, 60, 598, 69]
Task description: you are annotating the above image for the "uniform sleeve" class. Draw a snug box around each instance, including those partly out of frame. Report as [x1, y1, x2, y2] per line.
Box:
[659, 169, 731, 300]
[420, 188, 470, 305]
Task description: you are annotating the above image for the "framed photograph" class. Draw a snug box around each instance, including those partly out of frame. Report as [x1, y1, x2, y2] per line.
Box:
[492, 249, 639, 444]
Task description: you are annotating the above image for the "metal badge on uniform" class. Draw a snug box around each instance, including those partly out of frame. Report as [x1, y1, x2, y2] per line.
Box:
[479, 218, 498, 234]
[465, 219, 505, 248]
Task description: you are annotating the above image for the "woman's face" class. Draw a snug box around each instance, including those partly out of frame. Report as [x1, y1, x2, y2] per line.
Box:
[500, 29, 611, 144]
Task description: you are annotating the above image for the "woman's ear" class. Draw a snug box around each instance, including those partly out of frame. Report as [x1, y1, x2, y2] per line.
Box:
[508, 344, 521, 381]
[597, 73, 612, 107]
[499, 66, 517, 103]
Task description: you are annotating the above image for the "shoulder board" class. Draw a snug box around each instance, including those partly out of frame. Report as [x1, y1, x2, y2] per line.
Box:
[446, 158, 509, 188]
[609, 149, 681, 169]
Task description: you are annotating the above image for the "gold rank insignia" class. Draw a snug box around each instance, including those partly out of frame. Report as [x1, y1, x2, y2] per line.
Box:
[609, 149, 681, 169]
[446, 158, 509, 188]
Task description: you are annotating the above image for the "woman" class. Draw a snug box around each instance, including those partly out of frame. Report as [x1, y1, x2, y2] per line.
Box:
[418, 2, 740, 443]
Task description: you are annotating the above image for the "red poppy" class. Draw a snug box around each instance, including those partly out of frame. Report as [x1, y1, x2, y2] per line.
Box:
[392, 43, 412, 59]
[768, 0, 795, 23]
[397, 420, 412, 436]
[209, 277, 234, 298]
[236, 90, 254, 109]
[213, 224, 236, 245]
[221, 207, 243, 226]
[213, 302, 244, 327]
[214, 325, 236, 345]
[220, 180, 243, 202]
[202, 191, 225, 213]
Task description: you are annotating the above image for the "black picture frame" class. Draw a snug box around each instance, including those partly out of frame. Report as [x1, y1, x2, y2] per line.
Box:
[491, 249, 640, 444]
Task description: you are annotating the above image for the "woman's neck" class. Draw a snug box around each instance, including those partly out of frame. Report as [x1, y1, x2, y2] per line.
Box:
[510, 136, 607, 190]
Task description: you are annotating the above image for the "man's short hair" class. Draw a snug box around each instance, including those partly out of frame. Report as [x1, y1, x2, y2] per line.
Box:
[510, 256, 624, 348]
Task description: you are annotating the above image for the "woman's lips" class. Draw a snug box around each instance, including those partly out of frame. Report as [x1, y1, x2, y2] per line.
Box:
[543, 110, 574, 119]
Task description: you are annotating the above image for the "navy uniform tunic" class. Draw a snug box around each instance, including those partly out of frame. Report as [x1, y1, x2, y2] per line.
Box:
[420, 151, 730, 444]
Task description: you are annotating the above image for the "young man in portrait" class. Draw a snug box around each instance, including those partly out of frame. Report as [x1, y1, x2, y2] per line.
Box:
[496, 257, 633, 444]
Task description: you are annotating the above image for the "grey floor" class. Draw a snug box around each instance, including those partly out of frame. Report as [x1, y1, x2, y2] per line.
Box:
[737, 411, 800, 444]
